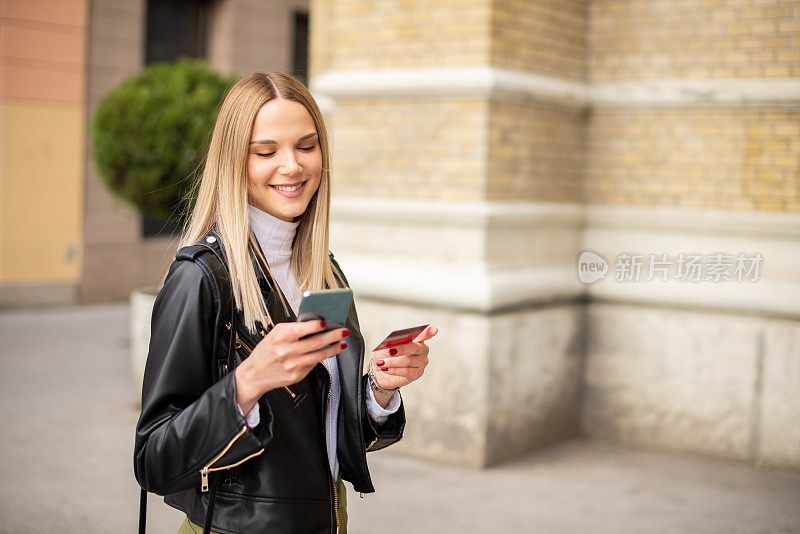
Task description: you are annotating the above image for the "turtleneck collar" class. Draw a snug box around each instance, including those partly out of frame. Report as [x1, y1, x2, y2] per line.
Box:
[247, 204, 300, 260]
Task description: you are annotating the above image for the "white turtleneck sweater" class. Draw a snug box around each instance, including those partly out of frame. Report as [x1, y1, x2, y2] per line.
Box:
[237, 204, 400, 481]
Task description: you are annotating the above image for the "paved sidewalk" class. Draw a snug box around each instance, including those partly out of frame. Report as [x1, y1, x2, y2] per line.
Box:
[0, 303, 798, 533]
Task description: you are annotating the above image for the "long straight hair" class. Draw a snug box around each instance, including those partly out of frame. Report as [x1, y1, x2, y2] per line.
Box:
[172, 72, 344, 335]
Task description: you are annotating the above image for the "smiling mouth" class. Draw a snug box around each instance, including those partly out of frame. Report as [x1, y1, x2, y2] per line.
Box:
[269, 180, 306, 192]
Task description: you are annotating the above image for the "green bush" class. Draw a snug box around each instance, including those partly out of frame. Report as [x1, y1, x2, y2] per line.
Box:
[90, 59, 238, 220]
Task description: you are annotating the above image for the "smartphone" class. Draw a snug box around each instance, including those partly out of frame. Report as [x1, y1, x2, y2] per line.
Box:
[296, 288, 353, 339]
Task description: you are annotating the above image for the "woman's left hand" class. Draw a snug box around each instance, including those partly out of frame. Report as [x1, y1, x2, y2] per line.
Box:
[371, 325, 438, 404]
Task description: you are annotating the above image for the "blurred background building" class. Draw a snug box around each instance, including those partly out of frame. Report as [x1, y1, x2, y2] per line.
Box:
[1, 0, 310, 305]
[1, 0, 798, 470]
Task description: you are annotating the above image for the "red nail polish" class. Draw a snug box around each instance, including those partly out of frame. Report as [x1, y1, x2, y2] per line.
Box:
[320, 321, 326, 328]
[381, 367, 388, 372]
[376, 359, 384, 366]
[389, 348, 397, 356]
[340, 342, 347, 349]
[342, 329, 350, 337]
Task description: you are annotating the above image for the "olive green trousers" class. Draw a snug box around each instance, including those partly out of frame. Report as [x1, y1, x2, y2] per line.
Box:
[177, 478, 348, 534]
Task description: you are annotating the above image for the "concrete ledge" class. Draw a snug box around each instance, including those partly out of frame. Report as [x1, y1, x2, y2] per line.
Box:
[330, 197, 585, 312]
[312, 65, 800, 110]
[331, 197, 800, 318]
[583, 204, 800, 318]
[0, 283, 79, 308]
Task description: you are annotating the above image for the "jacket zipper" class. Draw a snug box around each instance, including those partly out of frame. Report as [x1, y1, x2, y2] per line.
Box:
[321, 363, 340, 533]
[200, 425, 265, 492]
[235, 332, 296, 399]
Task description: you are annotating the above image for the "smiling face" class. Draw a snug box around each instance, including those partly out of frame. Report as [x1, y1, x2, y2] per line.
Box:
[246, 98, 322, 222]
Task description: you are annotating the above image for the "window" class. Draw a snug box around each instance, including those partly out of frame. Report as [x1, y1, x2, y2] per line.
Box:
[145, 0, 210, 65]
[292, 11, 309, 86]
[142, 0, 210, 238]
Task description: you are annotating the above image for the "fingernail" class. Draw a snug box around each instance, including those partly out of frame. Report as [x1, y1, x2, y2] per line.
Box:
[342, 329, 350, 337]
[340, 342, 347, 349]
[389, 348, 397, 356]
[376, 359, 384, 366]
[381, 367, 388, 372]
[320, 320, 326, 328]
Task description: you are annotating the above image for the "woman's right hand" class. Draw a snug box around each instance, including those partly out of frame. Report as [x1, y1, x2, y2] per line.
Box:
[234, 320, 349, 413]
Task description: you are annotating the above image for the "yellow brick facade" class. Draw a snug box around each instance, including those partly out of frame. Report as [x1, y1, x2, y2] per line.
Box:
[487, 101, 584, 202]
[587, 109, 800, 211]
[316, 0, 800, 215]
[329, 99, 488, 201]
[310, 0, 492, 79]
[491, 0, 587, 81]
[589, 0, 800, 81]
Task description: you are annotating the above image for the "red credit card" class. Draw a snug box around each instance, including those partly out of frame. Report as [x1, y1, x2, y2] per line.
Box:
[372, 324, 430, 352]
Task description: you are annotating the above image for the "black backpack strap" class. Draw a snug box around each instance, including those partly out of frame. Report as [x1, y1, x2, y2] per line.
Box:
[193, 246, 237, 379]
[138, 234, 237, 534]
[138, 488, 146, 534]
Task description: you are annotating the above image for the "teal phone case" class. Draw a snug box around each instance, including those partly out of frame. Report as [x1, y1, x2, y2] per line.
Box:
[297, 288, 353, 331]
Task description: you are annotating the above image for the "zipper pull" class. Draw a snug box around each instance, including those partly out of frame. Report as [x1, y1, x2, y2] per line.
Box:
[201, 468, 209, 492]
[359, 492, 365, 499]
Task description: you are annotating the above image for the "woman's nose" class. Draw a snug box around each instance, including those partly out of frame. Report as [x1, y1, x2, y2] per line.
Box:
[278, 150, 301, 175]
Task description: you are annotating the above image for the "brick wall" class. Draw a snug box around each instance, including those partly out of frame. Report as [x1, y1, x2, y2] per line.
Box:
[329, 99, 488, 201]
[587, 109, 800, 211]
[488, 101, 585, 202]
[491, 0, 587, 81]
[589, 0, 800, 81]
[586, 0, 800, 214]
[309, 0, 492, 79]
[309, 0, 800, 467]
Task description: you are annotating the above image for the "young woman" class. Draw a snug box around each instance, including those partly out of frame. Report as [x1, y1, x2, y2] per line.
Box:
[134, 72, 437, 534]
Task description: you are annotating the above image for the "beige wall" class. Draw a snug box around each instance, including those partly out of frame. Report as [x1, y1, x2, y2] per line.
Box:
[81, 0, 151, 303]
[209, 0, 310, 75]
[0, 0, 88, 304]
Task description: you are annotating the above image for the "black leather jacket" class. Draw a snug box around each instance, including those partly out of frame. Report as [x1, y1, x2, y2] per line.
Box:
[134, 231, 405, 533]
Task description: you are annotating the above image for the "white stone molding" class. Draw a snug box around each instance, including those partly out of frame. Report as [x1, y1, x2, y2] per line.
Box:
[592, 78, 800, 109]
[329, 197, 586, 312]
[311, 66, 800, 110]
[330, 197, 800, 317]
[582, 205, 800, 318]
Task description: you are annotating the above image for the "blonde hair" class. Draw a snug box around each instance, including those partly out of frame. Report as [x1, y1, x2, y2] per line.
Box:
[172, 72, 344, 335]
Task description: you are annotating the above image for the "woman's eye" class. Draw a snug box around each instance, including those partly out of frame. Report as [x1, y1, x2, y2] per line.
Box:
[254, 145, 315, 157]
